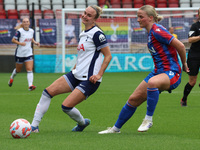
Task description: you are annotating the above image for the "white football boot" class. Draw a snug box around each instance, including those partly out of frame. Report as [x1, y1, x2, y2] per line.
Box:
[98, 127, 120, 134]
[138, 119, 153, 132]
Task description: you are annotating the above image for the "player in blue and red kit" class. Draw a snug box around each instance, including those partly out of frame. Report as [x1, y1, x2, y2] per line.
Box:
[99, 5, 189, 134]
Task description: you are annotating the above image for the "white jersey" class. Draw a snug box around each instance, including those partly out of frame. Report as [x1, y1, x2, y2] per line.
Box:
[14, 28, 34, 57]
[72, 26, 109, 82]
[65, 24, 75, 37]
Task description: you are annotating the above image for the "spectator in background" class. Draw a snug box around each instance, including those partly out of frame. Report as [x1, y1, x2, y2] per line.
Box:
[14, 19, 22, 30]
[65, 19, 77, 45]
[103, 0, 110, 8]
[169, 27, 178, 39]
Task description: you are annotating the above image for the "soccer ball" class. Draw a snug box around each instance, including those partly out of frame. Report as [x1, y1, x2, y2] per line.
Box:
[10, 119, 32, 138]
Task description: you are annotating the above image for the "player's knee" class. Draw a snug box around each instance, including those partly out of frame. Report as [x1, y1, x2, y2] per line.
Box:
[61, 105, 73, 113]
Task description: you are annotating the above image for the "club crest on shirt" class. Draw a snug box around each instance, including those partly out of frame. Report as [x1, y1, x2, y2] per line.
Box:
[99, 34, 106, 43]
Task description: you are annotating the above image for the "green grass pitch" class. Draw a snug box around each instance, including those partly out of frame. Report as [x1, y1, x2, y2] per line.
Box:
[0, 72, 200, 150]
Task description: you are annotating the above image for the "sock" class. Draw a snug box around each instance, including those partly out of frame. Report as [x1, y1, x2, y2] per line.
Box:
[182, 82, 193, 101]
[31, 89, 52, 127]
[62, 105, 85, 125]
[114, 102, 137, 129]
[11, 68, 17, 79]
[27, 71, 33, 87]
[146, 88, 159, 117]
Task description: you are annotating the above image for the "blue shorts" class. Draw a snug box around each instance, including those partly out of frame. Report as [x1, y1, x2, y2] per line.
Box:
[63, 71, 101, 99]
[144, 70, 181, 91]
[15, 55, 33, 64]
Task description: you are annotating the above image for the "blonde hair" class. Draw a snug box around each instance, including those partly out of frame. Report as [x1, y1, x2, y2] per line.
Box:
[139, 5, 163, 23]
[14, 24, 23, 30]
[90, 5, 103, 19]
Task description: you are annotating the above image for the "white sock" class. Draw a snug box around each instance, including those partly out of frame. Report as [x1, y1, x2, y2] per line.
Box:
[64, 107, 85, 125]
[11, 68, 17, 79]
[145, 115, 153, 121]
[27, 71, 33, 87]
[112, 126, 120, 132]
[31, 90, 51, 127]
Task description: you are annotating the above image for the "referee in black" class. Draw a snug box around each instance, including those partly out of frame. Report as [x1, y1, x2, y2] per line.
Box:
[181, 8, 200, 106]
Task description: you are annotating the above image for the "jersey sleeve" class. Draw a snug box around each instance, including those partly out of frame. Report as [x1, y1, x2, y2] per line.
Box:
[93, 31, 108, 51]
[188, 23, 197, 37]
[13, 31, 20, 40]
[153, 27, 174, 45]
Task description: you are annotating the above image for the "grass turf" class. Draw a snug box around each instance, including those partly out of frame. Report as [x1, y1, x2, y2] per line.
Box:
[0, 72, 200, 150]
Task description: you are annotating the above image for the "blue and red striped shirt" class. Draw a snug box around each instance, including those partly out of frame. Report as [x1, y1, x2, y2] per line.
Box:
[147, 23, 181, 74]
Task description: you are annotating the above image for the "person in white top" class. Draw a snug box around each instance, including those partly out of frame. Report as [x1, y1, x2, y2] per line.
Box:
[8, 18, 40, 91]
[31, 5, 112, 133]
[65, 19, 77, 45]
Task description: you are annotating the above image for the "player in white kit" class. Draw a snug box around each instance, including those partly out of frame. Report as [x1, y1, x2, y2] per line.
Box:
[8, 18, 40, 91]
[31, 5, 112, 133]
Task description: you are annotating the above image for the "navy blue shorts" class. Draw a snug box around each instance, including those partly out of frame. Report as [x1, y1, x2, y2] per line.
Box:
[15, 55, 33, 64]
[144, 70, 181, 91]
[63, 71, 101, 99]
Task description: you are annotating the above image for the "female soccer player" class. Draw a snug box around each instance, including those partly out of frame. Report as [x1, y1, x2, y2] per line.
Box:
[99, 5, 189, 134]
[31, 5, 112, 132]
[180, 8, 200, 106]
[8, 18, 40, 91]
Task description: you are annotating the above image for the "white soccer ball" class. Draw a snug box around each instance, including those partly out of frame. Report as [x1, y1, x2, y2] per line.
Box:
[10, 119, 32, 138]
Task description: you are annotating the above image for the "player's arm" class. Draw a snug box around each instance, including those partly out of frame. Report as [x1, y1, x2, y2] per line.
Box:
[11, 37, 26, 46]
[32, 38, 40, 47]
[170, 38, 189, 72]
[89, 46, 112, 84]
[188, 36, 200, 43]
[188, 24, 200, 43]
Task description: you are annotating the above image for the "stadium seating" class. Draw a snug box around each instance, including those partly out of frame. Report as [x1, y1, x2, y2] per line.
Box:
[7, 9, 18, 19]
[122, 0, 133, 5]
[40, 0, 51, 10]
[4, 0, 16, 10]
[34, 9, 42, 19]
[110, 0, 121, 5]
[43, 9, 54, 19]
[75, 0, 86, 8]
[0, 9, 6, 19]
[19, 9, 30, 19]
[87, 0, 98, 6]
[29, 0, 40, 11]
[0, 0, 198, 19]
[98, 0, 106, 6]
[16, 0, 27, 11]
[64, 0, 75, 8]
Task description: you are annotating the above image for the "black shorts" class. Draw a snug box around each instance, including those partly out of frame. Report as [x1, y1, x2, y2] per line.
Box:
[187, 58, 200, 76]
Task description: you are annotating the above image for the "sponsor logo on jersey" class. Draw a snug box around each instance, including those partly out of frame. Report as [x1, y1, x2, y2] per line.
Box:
[148, 47, 156, 54]
[24, 38, 32, 42]
[77, 44, 85, 51]
[99, 34, 106, 43]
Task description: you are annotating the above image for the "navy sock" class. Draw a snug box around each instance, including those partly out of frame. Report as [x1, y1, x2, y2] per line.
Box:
[146, 88, 159, 116]
[114, 102, 137, 129]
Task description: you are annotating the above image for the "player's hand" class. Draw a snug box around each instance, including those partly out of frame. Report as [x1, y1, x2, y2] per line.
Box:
[89, 74, 101, 84]
[182, 62, 189, 73]
[21, 42, 26, 46]
[35, 42, 40, 47]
